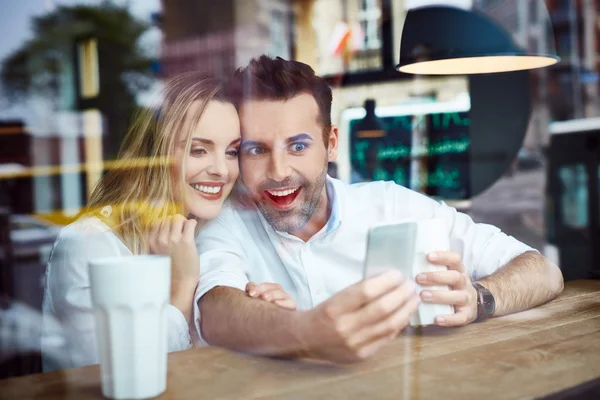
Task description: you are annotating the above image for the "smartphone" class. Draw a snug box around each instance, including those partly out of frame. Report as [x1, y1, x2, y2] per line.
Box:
[363, 221, 417, 279]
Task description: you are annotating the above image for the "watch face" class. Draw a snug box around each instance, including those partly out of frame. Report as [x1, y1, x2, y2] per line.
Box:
[474, 283, 495, 319]
[482, 291, 495, 316]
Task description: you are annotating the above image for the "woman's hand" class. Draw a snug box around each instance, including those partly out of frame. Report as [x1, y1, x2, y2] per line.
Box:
[149, 215, 199, 324]
[245, 282, 297, 310]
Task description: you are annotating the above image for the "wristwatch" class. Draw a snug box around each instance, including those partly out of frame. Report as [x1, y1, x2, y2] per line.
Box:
[472, 282, 495, 321]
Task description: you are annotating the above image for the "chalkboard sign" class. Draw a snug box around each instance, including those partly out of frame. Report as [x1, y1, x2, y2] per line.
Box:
[349, 110, 471, 199]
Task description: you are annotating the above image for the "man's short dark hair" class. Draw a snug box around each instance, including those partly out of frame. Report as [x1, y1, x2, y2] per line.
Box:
[228, 55, 333, 145]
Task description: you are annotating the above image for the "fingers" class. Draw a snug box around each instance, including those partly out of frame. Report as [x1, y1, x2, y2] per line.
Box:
[246, 282, 282, 298]
[247, 282, 297, 310]
[157, 216, 172, 251]
[182, 218, 198, 243]
[149, 218, 161, 240]
[420, 289, 471, 306]
[148, 222, 160, 254]
[259, 289, 291, 303]
[170, 214, 187, 242]
[343, 288, 420, 349]
[354, 333, 395, 361]
[419, 252, 468, 291]
[149, 215, 195, 254]
[416, 270, 464, 287]
[274, 299, 297, 310]
[326, 270, 405, 318]
[149, 214, 168, 254]
[427, 251, 464, 272]
[434, 310, 472, 327]
[341, 279, 417, 332]
[245, 282, 258, 295]
[352, 295, 421, 358]
[254, 283, 296, 310]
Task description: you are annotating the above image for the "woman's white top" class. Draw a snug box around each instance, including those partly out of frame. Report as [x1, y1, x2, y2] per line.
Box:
[41, 216, 193, 371]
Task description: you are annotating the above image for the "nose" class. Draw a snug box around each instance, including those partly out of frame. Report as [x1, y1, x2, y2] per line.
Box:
[266, 150, 292, 182]
[207, 152, 229, 178]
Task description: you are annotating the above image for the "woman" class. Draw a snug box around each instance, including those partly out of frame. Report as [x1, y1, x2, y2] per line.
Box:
[41, 73, 295, 371]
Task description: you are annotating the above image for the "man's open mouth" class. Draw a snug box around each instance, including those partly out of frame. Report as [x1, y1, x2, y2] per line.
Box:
[264, 187, 302, 209]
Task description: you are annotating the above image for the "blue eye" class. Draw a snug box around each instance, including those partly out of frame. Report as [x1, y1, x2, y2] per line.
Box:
[247, 147, 265, 156]
[290, 143, 308, 153]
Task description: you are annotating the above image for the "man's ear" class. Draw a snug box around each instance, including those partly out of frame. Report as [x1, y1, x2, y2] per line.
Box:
[327, 125, 339, 162]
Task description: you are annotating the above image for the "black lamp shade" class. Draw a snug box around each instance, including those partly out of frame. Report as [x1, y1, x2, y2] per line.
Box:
[397, 6, 559, 75]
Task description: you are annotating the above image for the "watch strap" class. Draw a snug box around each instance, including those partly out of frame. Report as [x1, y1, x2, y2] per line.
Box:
[472, 282, 495, 320]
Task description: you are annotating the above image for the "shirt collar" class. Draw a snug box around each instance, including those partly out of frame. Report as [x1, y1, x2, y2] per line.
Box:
[325, 175, 342, 233]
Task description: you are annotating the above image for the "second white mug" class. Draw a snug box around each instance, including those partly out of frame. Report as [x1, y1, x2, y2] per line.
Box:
[89, 255, 170, 400]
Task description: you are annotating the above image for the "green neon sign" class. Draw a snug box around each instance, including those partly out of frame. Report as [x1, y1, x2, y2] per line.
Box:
[349, 111, 471, 199]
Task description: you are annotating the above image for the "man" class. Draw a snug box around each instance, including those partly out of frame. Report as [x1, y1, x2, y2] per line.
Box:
[193, 56, 564, 363]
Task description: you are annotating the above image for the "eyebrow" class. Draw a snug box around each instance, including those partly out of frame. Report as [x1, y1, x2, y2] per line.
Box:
[187, 137, 242, 146]
[188, 138, 213, 146]
[240, 140, 264, 150]
[240, 133, 313, 148]
[285, 133, 313, 144]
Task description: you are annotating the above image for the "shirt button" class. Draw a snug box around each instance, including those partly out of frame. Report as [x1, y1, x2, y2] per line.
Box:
[316, 289, 322, 295]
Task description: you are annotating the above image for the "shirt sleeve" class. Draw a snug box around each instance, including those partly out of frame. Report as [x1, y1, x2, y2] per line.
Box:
[193, 216, 250, 345]
[43, 223, 192, 370]
[165, 304, 192, 351]
[386, 182, 535, 281]
[435, 201, 536, 280]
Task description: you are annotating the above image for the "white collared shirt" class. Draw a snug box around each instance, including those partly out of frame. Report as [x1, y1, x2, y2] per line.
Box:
[41, 216, 192, 371]
[193, 177, 534, 343]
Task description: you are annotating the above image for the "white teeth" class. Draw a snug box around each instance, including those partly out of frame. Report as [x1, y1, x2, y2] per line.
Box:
[267, 187, 299, 197]
[191, 184, 222, 195]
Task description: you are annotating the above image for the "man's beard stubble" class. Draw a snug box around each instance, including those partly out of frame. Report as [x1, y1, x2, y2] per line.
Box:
[244, 162, 328, 234]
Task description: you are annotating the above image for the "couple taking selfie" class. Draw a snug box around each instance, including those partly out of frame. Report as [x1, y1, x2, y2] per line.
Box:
[42, 55, 564, 369]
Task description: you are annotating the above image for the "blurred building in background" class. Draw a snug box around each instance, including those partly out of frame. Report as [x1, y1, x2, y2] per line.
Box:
[0, 1, 164, 220]
[293, 0, 469, 184]
[0, 120, 89, 216]
[546, 0, 600, 121]
[160, 0, 293, 78]
[0, 1, 163, 377]
[477, 0, 556, 150]
[0, 122, 34, 214]
[474, 0, 600, 150]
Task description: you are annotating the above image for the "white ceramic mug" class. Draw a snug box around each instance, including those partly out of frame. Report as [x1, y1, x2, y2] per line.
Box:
[89, 255, 170, 400]
[406, 218, 455, 326]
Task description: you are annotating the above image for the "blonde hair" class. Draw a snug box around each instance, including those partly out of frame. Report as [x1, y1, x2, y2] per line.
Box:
[86, 73, 230, 254]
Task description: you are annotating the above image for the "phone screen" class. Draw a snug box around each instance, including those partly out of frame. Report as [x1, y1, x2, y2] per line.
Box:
[364, 222, 417, 279]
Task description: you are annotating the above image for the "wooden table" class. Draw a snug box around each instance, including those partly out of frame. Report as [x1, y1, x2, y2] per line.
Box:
[2, 280, 600, 400]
